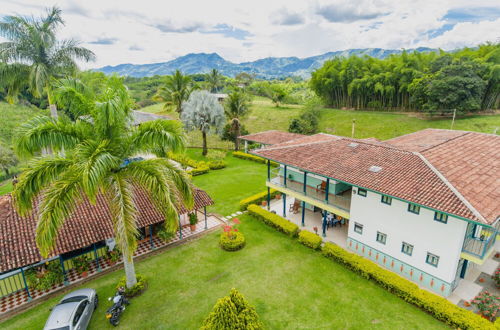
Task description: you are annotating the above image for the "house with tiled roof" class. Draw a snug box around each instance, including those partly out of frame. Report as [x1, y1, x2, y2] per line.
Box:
[252, 128, 499, 298]
[238, 130, 305, 152]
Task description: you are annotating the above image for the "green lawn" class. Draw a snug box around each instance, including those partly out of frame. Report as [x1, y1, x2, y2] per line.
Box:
[0, 102, 47, 147]
[1, 214, 446, 329]
[186, 149, 267, 216]
[0, 180, 13, 196]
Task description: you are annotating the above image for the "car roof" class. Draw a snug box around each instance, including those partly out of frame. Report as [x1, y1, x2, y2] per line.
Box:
[60, 288, 94, 302]
[44, 302, 79, 329]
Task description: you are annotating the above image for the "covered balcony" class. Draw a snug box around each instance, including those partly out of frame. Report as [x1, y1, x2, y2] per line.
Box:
[461, 223, 498, 263]
[266, 166, 352, 218]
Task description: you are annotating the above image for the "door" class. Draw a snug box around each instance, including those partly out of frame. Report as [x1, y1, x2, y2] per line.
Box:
[73, 300, 91, 330]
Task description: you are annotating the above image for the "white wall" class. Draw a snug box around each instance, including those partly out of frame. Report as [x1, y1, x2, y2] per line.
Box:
[348, 189, 468, 283]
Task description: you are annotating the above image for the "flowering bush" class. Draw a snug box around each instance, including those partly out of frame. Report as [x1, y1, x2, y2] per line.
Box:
[105, 247, 121, 264]
[219, 218, 245, 251]
[470, 291, 500, 320]
[492, 267, 500, 288]
[72, 255, 90, 274]
[25, 261, 64, 291]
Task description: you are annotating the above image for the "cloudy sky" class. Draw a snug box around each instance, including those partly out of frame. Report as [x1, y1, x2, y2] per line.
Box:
[1, 0, 500, 68]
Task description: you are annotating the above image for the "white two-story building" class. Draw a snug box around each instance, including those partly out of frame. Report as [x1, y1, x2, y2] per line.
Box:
[243, 129, 499, 298]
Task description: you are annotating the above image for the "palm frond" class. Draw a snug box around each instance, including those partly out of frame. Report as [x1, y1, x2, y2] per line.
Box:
[12, 156, 72, 216]
[36, 170, 83, 257]
[14, 115, 85, 158]
[129, 119, 187, 156]
[105, 173, 139, 259]
[53, 77, 94, 119]
[74, 140, 120, 201]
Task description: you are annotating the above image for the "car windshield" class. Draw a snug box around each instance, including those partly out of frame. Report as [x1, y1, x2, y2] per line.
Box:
[60, 295, 86, 304]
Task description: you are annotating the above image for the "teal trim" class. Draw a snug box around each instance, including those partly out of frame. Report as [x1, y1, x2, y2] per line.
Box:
[325, 178, 330, 202]
[20, 267, 31, 300]
[434, 212, 448, 224]
[204, 207, 208, 229]
[253, 156, 492, 229]
[348, 237, 452, 296]
[426, 253, 440, 267]
[401, 242, 413, 256]
[407, 203, 420, 215]
[381, 195, 392, 205]
[376, 232, 387, 244]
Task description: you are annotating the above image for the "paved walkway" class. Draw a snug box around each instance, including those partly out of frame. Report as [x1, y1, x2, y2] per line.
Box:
[0, 216, 223, 316]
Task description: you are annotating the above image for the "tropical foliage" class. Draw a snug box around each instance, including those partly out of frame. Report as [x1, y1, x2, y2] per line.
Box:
[0, 6, 95, 116]
[154, 69, 195, 113]
[181, 90, 225, 155]
[0, 144, 18, 176]
[224, 88, 251, 150]
[310, 44, 500, 113]
[12, 78, 193, 288]
[206, 68, 223, 93]
[201, 288, 263, 329]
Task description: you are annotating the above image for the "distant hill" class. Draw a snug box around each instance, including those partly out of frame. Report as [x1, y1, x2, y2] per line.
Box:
[96, 47, 437, 79]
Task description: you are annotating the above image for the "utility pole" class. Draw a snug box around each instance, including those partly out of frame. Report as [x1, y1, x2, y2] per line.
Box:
[351, 119, 356, 138]
[450, 109, 456, 130]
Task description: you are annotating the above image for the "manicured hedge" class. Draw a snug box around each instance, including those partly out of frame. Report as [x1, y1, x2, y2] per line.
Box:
[321, 243, 494, 330]
[187, 165, 210, 176]
[239, 189, 279, 210]
[298, 230, 322, 250]
[247, 204, 299, 237]
[219, 231, 246, 251]
[232, 151, 278, 166]
[208, 160, 227, 170]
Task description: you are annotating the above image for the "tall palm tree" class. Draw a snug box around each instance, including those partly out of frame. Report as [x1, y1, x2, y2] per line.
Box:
[206, 69, 223, 93]
[12, 78, 193, 288]
[0, 6, 95, 118]
[154, 70, 194, 114]
[225, 89, 251, 151]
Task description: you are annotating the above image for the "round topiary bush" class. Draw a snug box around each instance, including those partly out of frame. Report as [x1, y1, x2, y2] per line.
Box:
[116, 274, 148, 297]
[219, 231, 245, 251]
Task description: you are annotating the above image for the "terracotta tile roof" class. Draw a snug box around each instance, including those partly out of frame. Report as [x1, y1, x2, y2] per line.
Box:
[238, 130, 305, 145]
[252, 131, 496, 224]
[385, 129, 468, 152]
[0, 187, 213, 273]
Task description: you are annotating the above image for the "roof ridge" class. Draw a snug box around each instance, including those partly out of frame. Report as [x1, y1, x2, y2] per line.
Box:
[253, 136, 338, 152]
[419, 132, 472, 153]
[414, 152, 486, 223]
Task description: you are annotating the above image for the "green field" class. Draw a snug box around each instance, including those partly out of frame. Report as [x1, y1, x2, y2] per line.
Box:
[143, 97, 500, 143]
[0, 180, 13, 196]
[0, 102, 46, 147]
[1, 214, 446, 329]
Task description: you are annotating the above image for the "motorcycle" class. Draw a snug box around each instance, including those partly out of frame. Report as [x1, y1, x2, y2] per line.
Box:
[105, 287, 130, 326]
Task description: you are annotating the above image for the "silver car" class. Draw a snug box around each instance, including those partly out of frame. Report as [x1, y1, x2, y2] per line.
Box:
[44, 288, 98, 330]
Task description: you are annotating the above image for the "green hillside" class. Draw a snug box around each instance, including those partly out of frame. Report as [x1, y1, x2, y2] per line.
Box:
[0, 102, 47, 147]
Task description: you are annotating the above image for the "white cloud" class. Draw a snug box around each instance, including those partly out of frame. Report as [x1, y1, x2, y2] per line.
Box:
[0, 0, 499, 69]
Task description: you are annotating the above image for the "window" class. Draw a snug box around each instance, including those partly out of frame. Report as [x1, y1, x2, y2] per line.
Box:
[426, 253, 440, 267]
[381, 195, 392, 205]
[73, 300, 88, 326]
[354, 222, 363, 234]
[401, 242, 413, 256]
[376, 231, 387, 244]
[358, 188, 367, 197]
[408, 203, 420, 214]
[434, 212, 448, 224]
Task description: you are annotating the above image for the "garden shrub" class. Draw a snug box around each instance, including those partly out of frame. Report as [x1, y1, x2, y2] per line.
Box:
[187, 165, 210, 176]
[321, 242, 494, 329]
[72, 255, 90, 274]
[298, 230, 322, 250]
[206, 150, 227, 160]
[219, 231, 246, 251]
[116, 274, 148, 298]
[247, 204, 299, 237]
[201, 288, 263, 330]
[239, 189, 278, 210]
[157, 228, 175, 242]
[169, 152, 211, 176]
[25, 261, 64, 291]
[207, 160, 226, 170]
[232, 151, 278, 166]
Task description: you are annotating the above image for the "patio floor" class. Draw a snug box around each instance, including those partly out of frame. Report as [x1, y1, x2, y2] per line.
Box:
[0, 214, 223, 316]
[267, 197, 348, 248]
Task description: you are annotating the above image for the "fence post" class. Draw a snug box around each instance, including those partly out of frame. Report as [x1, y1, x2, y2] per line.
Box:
[93, 244, 101, 272]
[20, 267, 32, 301]
[60, 255, 69, 285]
[149, 225, 155, 250]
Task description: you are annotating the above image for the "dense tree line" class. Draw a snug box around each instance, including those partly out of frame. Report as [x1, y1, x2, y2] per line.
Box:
[310, 44, 500, 114]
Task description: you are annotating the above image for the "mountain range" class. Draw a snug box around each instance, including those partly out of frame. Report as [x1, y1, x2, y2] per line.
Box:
[96, 47, 436, 79]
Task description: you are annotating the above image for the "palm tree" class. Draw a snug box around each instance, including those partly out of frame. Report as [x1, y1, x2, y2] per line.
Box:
[225, 89, 251, 151]
[181, 90, 225, 156]
[154, 70, 194, 114]
[206, 69, 223, 93]
[0, 6, 95, 118]
[12, 78, 193, 288]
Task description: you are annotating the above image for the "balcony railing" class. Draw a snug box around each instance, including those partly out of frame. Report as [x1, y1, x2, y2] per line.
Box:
[462, 227, 497, 259]
[268, 175, 351, 212]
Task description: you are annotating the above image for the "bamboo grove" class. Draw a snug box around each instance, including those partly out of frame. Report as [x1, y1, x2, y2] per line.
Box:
[310, 44, 500, 113]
